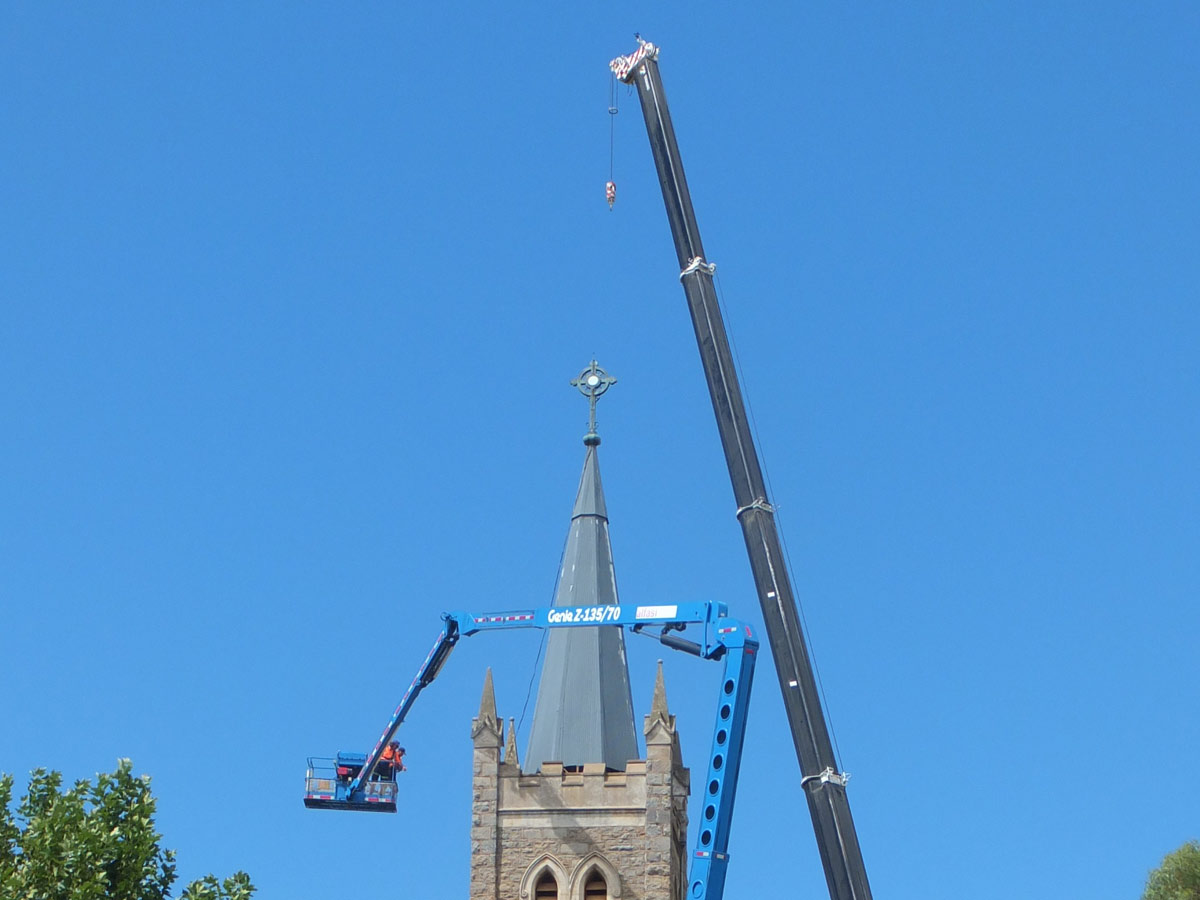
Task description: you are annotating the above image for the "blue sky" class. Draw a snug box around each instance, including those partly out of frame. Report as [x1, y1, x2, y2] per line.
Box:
[2, 3, 1197, 899]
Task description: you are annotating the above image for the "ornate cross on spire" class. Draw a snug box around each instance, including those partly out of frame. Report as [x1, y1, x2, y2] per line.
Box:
[571, 360, 617, 446]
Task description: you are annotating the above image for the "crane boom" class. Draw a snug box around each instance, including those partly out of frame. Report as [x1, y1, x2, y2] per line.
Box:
[611, 40, 874, 900]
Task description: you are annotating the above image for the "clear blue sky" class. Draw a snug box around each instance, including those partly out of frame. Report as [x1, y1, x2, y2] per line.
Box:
[2, 3, 1197, 899]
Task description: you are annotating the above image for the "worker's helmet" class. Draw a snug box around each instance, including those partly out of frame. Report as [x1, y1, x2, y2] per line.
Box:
[389, 740, 400, 748]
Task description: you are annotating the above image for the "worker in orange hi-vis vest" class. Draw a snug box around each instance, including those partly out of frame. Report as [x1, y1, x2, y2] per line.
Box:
[379, 741, 406, 780]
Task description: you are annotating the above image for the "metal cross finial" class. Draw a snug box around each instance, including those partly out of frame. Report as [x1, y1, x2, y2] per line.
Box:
[570, 360, 616, 446]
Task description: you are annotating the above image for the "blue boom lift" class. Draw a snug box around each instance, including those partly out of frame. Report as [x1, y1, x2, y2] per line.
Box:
[304, 600, 757, 900]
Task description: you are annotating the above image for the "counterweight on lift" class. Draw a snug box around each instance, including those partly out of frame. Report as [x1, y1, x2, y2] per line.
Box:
[610, 38, 874, 900]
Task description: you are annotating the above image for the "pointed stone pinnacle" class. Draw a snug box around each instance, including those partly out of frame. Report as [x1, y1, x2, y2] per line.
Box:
[645, 659, 679, 759]
[478, 667, 499, 730]
[505, 717, 519, 767]
[650, 659, 670, 722]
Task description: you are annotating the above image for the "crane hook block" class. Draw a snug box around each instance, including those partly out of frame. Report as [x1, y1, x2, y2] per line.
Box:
[606, 180, 616, 210]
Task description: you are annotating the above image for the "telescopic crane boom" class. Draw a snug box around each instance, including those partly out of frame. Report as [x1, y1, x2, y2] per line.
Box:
[610, 39, 874, 900]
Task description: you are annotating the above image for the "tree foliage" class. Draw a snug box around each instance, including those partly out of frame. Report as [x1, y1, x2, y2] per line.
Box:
[0, 760, 253, 900]
[179, 873, 254, 900]
[1144, 841, 1200, 900]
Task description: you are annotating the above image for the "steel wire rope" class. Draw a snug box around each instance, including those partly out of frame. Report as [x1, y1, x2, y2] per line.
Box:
[712, 267, 846, 773]
[608, 74, 618, 182]
[651, 78, 759, 500]
[516, 486, 573, 740]
[646, 56, 837, 766]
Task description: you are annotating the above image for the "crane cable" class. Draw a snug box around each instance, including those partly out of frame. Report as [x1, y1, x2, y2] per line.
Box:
[606, 76, 618, 209]
[609, 75, 618, 178]
[516, 534, 569, 737]
[712, 268, 846, 774]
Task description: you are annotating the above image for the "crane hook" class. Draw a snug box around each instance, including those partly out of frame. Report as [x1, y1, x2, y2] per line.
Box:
[605, 180, 616, 210]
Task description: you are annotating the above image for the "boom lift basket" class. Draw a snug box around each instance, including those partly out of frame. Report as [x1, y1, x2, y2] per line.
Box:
[304, 753, 398, 813]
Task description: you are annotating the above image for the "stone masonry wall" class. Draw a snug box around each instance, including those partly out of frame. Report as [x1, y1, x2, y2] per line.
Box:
[471, 673, 503, 900]
[471, 667, 689, 900]
[496, 761, 650, 900]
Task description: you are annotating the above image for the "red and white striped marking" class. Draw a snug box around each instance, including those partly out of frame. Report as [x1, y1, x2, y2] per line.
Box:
[473, 613, 535, 624]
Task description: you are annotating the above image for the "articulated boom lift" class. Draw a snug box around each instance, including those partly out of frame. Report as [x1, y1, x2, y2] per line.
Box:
[304, 601, 758, 900]
[611, 38, 874, 900]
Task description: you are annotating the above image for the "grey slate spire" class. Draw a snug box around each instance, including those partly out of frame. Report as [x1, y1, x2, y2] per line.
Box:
[522, 362, 640, 773]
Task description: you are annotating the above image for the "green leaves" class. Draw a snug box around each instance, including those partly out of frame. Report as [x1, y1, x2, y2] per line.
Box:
[179, 872, 256, 900]
[0, 761, 252, 900]
[1144, 841, 1200, 900]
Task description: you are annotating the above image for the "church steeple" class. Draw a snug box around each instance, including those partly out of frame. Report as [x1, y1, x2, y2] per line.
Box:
[522, 362, 639, 773]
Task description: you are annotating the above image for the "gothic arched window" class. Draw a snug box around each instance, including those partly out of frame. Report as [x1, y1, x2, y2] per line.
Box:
[569, 854, 620, 900]
[535, 870, 559, 900]
[583, 871, 607, 900]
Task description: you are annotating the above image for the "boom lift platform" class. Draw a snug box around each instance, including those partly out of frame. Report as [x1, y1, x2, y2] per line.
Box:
[304, 600, 757, 900]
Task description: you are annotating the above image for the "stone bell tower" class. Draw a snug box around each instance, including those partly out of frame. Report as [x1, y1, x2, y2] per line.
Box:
[469, 362, 690, 900]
